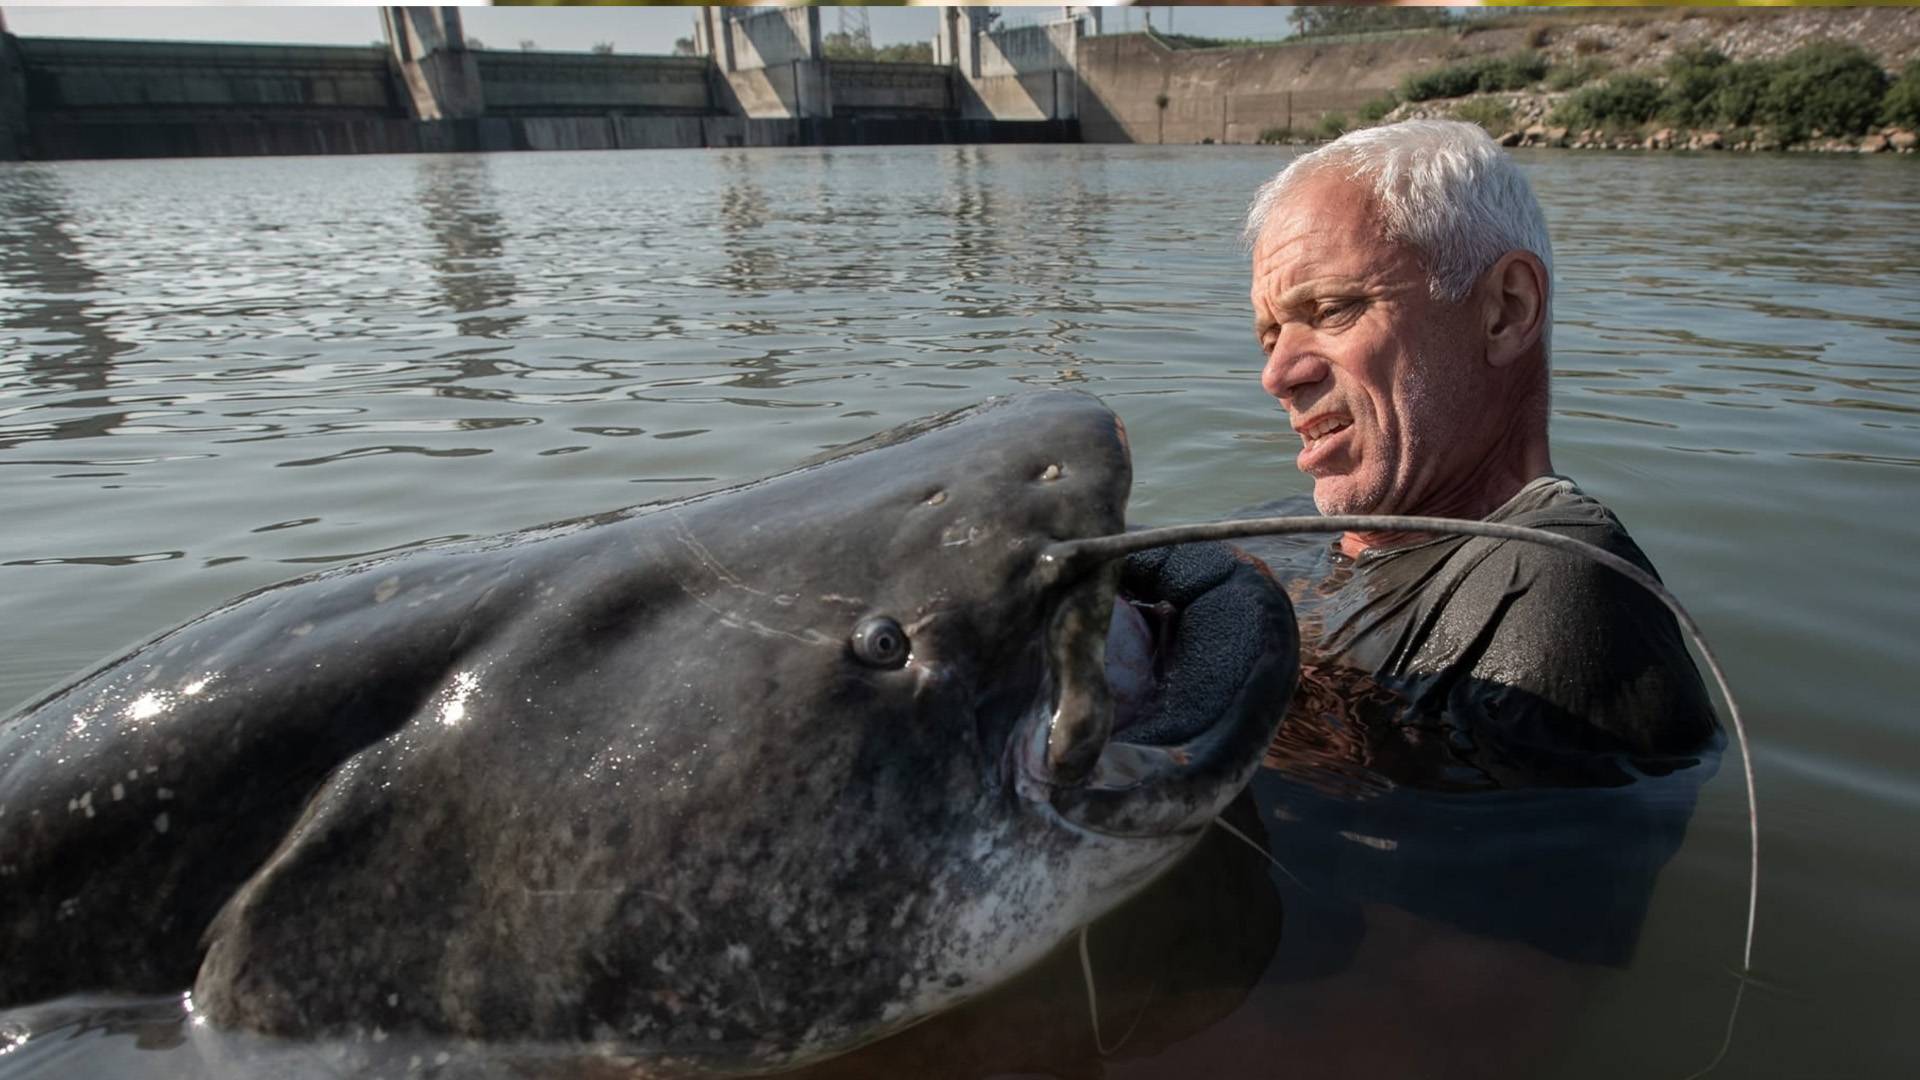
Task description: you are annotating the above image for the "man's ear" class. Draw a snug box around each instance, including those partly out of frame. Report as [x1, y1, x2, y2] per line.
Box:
[1480, 251, 1548, 369]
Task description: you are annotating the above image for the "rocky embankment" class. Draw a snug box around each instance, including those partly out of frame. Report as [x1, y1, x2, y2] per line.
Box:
[1378, 7, 1920, 154]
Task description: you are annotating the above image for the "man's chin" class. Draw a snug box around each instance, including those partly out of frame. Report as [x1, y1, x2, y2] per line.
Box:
[1311, 481, 1384, 518]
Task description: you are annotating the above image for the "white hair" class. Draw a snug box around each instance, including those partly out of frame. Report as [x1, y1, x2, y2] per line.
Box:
[1243, 120, 1553, 354]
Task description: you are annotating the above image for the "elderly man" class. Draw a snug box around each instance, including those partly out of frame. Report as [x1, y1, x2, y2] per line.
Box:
[1240, 119, 1717, 786]
[1193, 123, 1723, 1074]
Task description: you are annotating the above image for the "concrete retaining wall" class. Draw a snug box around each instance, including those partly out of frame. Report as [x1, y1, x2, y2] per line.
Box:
[25, 113, 1074, 159]
[1077, 30, 1454, 144]
[16, 38, 397, 120]
[828, 60, 951, 115]
[476, 51, 713, 116]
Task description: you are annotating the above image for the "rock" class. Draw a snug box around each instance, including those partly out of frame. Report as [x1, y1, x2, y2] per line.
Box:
[1524, 123, 1547, 141]
[1498, 130, 1523, 147]
[1891, 130, 1918, 152]
[1546, 126, 1570, 147]
[1861, 134, 1889, 153]
[1694, 130, 1724, 150]
[1647, 127, 1675, 150]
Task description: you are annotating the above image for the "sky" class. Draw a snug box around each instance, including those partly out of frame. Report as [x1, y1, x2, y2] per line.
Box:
[0, 5, 1307, 55]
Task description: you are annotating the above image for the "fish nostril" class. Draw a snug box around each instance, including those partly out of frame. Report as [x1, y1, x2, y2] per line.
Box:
[922, 490, 948, 507]
[1038, 464, 1062, 482]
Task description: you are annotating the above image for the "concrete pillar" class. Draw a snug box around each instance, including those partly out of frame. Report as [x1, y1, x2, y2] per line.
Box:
[0, 7, 26, 160]
[696, 6, 736, 73]
[707, 6, 829, 121]
[1065, 6, 1105, 37]
[958, 7, 991, 80]
[381, 6, 484, 121]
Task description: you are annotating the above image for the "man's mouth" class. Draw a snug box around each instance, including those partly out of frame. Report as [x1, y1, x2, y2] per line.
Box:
[1296, 413, 1352, 447]
[1295, 413, 1353, 472]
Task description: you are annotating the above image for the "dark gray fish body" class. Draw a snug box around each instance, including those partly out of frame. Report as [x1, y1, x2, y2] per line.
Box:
[0, 392, 1299, 1074]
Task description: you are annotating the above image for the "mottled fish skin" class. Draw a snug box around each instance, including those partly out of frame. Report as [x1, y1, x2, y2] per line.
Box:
[0, 391, 1296, 1074]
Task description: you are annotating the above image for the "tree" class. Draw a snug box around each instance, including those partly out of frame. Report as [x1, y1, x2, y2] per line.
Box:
[821, 30, 874, 61]
[874, 42, 933, 64]
[672, 36, 698, 57]
[518, 39, 538, 53]
[591, 42, 615, 56]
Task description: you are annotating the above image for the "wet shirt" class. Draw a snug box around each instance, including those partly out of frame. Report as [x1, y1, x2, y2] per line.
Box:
[1232, 477, 1721, 966]
[1237, 475, 1720, 792]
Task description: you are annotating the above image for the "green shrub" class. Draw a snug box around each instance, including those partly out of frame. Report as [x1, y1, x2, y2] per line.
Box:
[1545, 58, 1610, 93]
[1357, 94, 1399, 123]
[1316, 113, 1350, 140]
[1551, 74, 1662, 130]
[1759, 41, 1888, 139]
[1451, 97, 1515, 133]
[1401, 51, 1547, 102]
[1258, 127, 1293, 145]
[1476, 51, 1549, 93]
[1885, 61, 1920, 128]
[1402, 63, 1481, 102]
[1709, 60, 1774, 128]
[1660, 45, 1731, 128]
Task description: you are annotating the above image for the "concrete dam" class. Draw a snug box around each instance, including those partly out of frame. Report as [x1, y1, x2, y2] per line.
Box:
[0, 4, 1551, 163]
[0, 7, 1081, 161]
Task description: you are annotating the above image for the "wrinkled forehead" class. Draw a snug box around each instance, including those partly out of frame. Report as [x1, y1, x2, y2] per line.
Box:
[1249, 177, 1416, 306]
[1253, 171, 1391, 262]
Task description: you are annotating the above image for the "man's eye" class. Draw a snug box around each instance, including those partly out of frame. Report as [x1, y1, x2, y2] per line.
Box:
[1314, 300, 1360, 324]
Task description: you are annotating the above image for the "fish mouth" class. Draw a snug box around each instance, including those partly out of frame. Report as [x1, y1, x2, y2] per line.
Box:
[1012, 540, 1299, 839]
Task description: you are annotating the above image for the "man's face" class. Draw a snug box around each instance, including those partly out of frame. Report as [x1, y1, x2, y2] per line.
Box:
[1250, 172, 1487, 517]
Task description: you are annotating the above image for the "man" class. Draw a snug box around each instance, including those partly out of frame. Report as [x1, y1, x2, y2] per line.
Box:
[1239, 120, 1718, 786]
[1195, 126, 1723, 1067]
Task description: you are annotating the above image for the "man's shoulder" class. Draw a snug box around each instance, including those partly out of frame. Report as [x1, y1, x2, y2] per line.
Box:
[1477, 474, 1659, 581]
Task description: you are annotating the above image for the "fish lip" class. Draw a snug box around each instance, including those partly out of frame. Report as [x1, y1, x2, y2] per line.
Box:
[1006, 563, 1296, 840]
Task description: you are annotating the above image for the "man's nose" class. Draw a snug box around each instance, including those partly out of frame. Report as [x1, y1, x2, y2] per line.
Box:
[1260, 332, 1327, 402]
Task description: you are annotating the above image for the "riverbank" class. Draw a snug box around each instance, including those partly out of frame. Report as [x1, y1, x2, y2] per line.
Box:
[1181, 6, 1920, 154]
[1354, 8, 1919, 155]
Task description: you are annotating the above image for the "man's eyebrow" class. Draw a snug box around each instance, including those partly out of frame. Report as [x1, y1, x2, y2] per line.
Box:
[1272, 279, 1347, 307]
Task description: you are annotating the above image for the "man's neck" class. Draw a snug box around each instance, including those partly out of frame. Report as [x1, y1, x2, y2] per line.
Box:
[1340, 412, 1553, 558]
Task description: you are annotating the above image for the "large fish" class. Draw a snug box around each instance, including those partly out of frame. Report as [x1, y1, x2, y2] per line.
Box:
[0, 391, 1300, 1074]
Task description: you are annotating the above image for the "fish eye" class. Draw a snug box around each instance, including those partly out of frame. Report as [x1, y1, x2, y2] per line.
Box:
[850, 615, 909, 669]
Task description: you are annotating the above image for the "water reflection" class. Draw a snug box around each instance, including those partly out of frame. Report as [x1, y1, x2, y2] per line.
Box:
[715, 152, 779, 296]
[414, 156, 521, 340]
[0, 167, 137, 448]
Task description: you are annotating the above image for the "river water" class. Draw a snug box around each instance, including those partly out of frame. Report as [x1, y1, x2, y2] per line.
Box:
[0, 145, 1914, 1078]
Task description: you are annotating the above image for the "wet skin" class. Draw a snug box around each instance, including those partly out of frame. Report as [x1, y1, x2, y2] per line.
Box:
[0, 391, 1298, 1075]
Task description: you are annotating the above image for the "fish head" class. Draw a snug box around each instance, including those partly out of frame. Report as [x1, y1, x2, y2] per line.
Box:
[642, 390, 1298, 1065]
